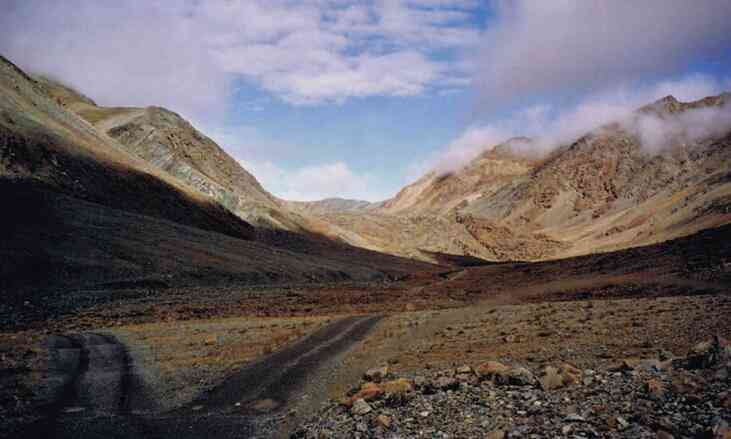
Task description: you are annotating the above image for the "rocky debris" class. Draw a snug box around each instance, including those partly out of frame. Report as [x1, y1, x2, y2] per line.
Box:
[295, 337, 731, 438]
[679, 336, 730, 370]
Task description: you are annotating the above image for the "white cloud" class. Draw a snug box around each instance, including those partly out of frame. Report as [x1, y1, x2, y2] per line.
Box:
[0, 0, 481, 114]
[476, 1, 731, 108]
[432, 75, 731, 171]
[239, 160, 389, 202]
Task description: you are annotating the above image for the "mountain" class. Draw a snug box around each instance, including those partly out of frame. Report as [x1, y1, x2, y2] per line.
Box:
[34, 75, 310, 232]
[0, 55, 432, 296]
[305, 95, 731, 262]
[285, 197, 380, 215]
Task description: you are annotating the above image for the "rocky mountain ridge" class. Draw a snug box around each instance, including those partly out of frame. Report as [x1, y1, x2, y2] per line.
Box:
[299, 94, 731, 263]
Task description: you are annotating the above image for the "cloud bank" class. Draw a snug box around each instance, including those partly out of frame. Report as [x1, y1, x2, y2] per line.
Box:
[476, 0, 731, 108]
[0, 0, 481, 117]
[432, 75, 731, 173]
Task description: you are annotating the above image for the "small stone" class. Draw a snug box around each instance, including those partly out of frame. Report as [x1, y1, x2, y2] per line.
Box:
[456, 365, 473, 374]
[656, 431, 674, 439]
[436, 376, 459, 391]
[616, 416, 630, 430]
[356, 422, 368, 433]
[501, 367, 536, 386]
[608, 359, 640, 372]
[375, 414, 392, 429]
[364, 366, 389, 383]
[564, 414, 585, 422]
[712, 418, 731, 439]
[561, 425, 572, 435]
[485, 429, 506, 439]
[419, 410, 430, 417]
[351, 398, 372, 415]
[645, 378, 666, 400]
[381, 378, 414, 395]
[539, 366, 563, 390]
[476, 361, 510, 380]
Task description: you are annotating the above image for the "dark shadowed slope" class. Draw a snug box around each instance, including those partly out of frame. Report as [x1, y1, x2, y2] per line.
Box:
[0, 55, 434, 300]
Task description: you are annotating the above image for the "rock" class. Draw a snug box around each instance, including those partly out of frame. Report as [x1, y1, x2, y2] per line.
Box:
[683, 336, 729, 369]
[500, 367, 536, 386]
[616, 416, 630, 430]
[714, 366, 729, 382]
[381, 378, 413, 395]
[364, 366, 389, 383]
[712, 418, 731, 439]
[656, 431, 674, 439]
[504, 335, 517, 343]
[485, 429, 506, 439]
[355, 421, 368, 433]
[564, 414, 586, 423]
[414, 375, 428, 388]
[357, 382, 385, 401]
[456, 365, 472, 374]
[540, 363, 582, 390]
[719, 392, 731, 409]
[645, 378, 666, 400]
[539, 366, 564, 390]
[476, 361, 510, 380]
[351, 398, 372, 416]
[608, 359, 640, 372]
[375, 414, 391, 429]
[560, 363, 582, 385]
[435, 376, 459, 391]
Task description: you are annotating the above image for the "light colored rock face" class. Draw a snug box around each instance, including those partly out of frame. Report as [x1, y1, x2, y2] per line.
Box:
[37, 78, 310, 232]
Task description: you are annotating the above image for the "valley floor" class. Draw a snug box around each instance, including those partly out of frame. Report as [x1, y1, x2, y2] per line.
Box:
[1, 225, 730, 438]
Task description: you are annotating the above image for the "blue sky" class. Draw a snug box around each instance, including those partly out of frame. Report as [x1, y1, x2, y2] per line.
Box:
[2, 1, 731, 201]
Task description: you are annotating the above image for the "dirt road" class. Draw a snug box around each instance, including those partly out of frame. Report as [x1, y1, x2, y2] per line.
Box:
[19, 315, 383, 439]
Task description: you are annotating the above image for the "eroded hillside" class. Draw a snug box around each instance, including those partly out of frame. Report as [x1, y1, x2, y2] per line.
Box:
[297, 96, 731, 263]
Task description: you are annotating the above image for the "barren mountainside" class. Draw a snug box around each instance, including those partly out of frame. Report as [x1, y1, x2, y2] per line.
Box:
[303, 95, 731, 263]
[35, 76, 311, 232]
[0, 55, 432, 295]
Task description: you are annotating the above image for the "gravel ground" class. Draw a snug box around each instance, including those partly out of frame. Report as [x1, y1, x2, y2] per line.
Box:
[295, 337, 731, 438]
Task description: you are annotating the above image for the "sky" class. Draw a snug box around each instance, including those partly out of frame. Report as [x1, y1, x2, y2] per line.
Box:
[2, 1, 731, 201]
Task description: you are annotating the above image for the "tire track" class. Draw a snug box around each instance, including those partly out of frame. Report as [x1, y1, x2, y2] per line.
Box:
[25, 314, 383, 438]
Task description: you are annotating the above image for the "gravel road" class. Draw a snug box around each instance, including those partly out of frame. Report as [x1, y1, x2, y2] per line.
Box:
[18, 315, 383, 438]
